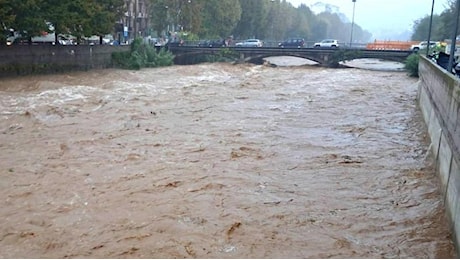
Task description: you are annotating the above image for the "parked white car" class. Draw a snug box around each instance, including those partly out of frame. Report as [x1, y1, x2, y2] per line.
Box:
[411, 41, 439, 52]
[235, 39, 263, 47]
[314, 39, 339, 48]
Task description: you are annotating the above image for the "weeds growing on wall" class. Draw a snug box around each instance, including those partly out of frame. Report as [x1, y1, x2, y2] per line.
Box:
[405, 53, 419, 77]
[112, 38, 174, 70]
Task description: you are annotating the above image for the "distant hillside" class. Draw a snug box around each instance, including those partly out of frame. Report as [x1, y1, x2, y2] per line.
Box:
[309, 1, 412, 41]
[310, 2, 349, 23]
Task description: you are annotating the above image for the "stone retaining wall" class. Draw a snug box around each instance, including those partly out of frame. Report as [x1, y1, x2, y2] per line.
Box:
[418, 55, 460, 254]
[0, 45, 130, 77]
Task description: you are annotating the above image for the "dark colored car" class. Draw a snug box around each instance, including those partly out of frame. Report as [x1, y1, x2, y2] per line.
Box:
[278, 38, 305, 48]
[198, 39, 226, 48]
[166, 39, 184, 47]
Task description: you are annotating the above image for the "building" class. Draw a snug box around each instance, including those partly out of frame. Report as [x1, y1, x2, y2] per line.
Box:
[115, 0, 150, 44]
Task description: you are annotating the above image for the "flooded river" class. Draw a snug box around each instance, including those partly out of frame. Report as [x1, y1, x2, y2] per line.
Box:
[0, 58, 455, 258]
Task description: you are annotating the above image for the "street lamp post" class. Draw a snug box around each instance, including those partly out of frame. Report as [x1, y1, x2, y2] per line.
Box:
[349, 0, 356, 48]
[271, 0, 275, 45]
[187, 0, 192, 32]
[426, 0, 435, 56]
[134, 0, 138, 39]
[448, 0, 460, 72]
[165, 5, 170, 37]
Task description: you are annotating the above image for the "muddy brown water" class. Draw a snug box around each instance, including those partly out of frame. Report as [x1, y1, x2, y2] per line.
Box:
[0, 60, 456, 258]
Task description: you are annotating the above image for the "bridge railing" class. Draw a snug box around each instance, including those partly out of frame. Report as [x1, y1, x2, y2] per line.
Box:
[179, 40, 372, 49]
[366, 40, 418, 51]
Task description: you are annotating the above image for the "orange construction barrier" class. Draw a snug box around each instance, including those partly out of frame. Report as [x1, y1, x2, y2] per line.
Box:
[366, 40, 419, 51]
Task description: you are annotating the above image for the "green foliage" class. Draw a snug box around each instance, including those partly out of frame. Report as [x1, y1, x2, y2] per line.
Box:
[429, 44, 445, 56]
[235, 0, 269, 39]
[42, 0, 125, 39]
[0, 0, 15, 30]
[112, 38, 174, 70]
[210, 48, 239, 62]
[0, 0, 125, 43]
[412, 1, 460, 42]
[149, 0, 204, 37]
[328, 50, 362, 67]
[1, 0, 49, 39]
[219, 48, 239, 59]
[148, 0, 374, 42]
[175, 31, 199, 42]
[411, 15, 444, 41]
[202, 0, 242, 38]
[439, 0, 460, 41]
[1, 0, 377, 45]
[404, 54, 420, 77]
[149, 0, 169, 37]
[231, 0, 371, 42]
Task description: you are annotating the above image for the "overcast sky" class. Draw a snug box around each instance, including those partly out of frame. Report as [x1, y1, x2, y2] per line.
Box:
[287, 0, 450, 35]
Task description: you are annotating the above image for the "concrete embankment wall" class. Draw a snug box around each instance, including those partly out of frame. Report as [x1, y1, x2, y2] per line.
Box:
[418, 56, 460, 253]
[0, 45, 130, 77]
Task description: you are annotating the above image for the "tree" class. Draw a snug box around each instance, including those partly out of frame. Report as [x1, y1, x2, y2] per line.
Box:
[439, 0, 459, 40]
[234, 0, 269, 39]
[310, 18, 328, 41]
[267, 0, 291, 41]
[411, 0, 456, 42]
[265, 0, 280, 40]
[288, 5, 311, 39]
[317, 12, 347, 42]
[0, 0, 15, 43]
[88, 0, 125, 42]
[42, 0, 86, 42]
[295, 4, 314, 39]
[0, 0, 49, 42]
[148, 0, 170, 37]
[148, 0, 204, 37]
[175, 0, 203, 34]
[277, 1, 296, 40]
[201, 0, 241, 38]
[0, 0, 125, 44]
[42, 0, 125, 43]
[0, 0, 15, 30]
[412, 15, 443, 41]
[1, 0, 377, 46]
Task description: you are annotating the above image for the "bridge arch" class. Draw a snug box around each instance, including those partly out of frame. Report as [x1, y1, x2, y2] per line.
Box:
[168, 46, 413, 67]
[171, 49, 239, 65]
[244, 54, 322, 65]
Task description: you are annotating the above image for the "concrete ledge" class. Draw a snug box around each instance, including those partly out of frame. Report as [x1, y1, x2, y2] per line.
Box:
[418, 55, 460, 254]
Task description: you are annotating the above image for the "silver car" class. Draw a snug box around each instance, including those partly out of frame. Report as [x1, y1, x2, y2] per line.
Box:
[314, 39, 339, 48]
[235, 39, 263, 47]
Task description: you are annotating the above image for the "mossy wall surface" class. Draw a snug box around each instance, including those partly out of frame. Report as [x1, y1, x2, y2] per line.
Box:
[0, 45, 130, 77]
[418, 56, 460, 255]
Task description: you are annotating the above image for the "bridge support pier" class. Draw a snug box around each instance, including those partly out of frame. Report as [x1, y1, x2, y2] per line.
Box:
[238, 53, 246, 63]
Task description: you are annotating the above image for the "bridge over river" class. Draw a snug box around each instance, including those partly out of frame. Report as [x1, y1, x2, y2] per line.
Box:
[168, 46, 413, 67]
